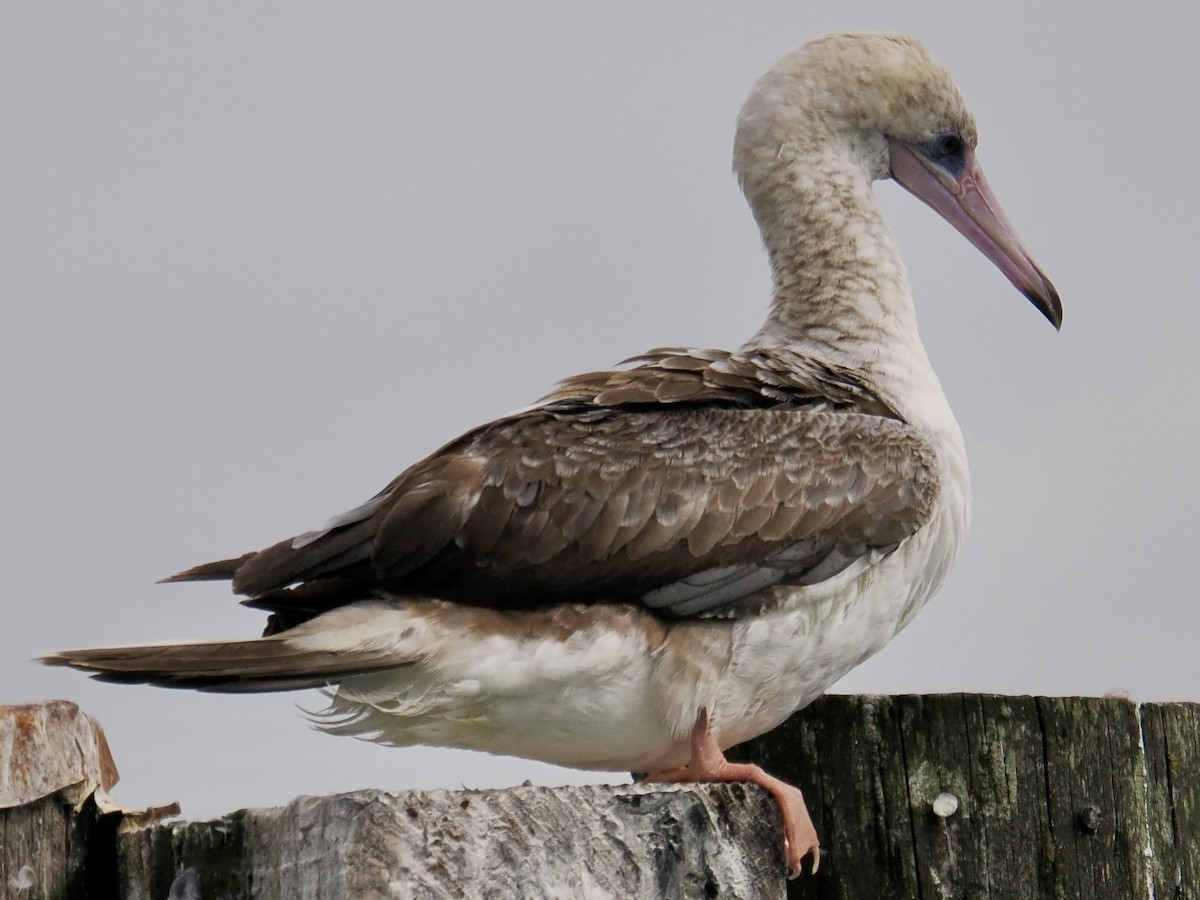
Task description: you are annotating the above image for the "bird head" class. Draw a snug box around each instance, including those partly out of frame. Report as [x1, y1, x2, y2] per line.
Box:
[735, 32, 1061, 329]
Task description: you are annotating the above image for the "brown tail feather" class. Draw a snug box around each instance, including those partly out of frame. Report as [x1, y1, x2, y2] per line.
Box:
[159, 553, 256, 584]
[231, 527, 374, 596]
[41, 638, 409, 693]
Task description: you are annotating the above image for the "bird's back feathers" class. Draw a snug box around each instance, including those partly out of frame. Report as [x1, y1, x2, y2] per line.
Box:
[162, 346, 937, 635]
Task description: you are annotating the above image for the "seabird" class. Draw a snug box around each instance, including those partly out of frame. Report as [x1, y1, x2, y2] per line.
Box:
[44, 33, 1060, 878]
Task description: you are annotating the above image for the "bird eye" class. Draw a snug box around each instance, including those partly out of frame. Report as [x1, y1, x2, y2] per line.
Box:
[930, 132, 965, 159]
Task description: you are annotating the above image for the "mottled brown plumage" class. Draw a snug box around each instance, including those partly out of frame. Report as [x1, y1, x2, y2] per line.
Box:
[165, 347, 937, 634]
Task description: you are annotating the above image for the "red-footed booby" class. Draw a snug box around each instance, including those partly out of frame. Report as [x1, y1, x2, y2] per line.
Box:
[44, 33, 1060, 878]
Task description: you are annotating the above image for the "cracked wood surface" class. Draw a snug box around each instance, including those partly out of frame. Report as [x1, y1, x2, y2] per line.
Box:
[118, 784, 785, 900]
[731, 694, 1200, 900]
[4, 697, 1198, 898]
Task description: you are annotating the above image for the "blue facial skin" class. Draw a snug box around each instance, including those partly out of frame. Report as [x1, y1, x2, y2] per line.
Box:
[925, 131, 967, 176]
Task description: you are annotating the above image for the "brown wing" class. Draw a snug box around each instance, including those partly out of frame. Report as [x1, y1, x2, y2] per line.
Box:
[167, 347, 938, 631]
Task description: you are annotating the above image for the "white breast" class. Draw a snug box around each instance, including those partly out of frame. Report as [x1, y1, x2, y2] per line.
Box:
[682, 427, 970, 757]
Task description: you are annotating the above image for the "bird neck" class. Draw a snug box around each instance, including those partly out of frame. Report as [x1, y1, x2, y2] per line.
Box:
[741, 146, 943, 415]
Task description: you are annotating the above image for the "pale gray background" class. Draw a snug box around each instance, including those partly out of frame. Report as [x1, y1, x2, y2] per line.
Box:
[4, 4, 1197, 820]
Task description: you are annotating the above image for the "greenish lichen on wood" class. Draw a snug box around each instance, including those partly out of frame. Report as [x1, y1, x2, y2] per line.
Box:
[731, 694, 1200, 900]
[1140, 702, 1200, 899]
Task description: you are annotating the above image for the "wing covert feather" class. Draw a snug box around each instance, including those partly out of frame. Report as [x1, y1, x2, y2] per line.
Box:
[182, 346, 939, 626]
[364, 404, 938, 615]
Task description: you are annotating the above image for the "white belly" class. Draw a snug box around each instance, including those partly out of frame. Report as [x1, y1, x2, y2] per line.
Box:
[301, 471, 965, 773]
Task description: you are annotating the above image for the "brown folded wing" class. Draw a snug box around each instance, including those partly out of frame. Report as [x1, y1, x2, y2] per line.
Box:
[168, 347, 939, 632]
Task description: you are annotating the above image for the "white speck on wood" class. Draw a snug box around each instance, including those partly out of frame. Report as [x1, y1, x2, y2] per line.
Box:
[932, 792, 959, 818]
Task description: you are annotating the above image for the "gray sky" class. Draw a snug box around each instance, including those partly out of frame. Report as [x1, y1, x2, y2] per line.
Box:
[4, 4, 1198, 821]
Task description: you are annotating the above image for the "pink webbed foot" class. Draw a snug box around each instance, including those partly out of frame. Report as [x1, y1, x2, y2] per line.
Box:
[644, 708, 820, 879]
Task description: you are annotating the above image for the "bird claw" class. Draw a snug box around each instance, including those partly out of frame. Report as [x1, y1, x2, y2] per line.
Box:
[785, 833, 820, 879]
[774, 775, 820, 879]
[647, 708, 821, 880]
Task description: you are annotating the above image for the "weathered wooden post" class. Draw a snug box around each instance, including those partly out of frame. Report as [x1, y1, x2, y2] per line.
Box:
[4, 696, 1197, 898]
[117, 783, 784, 898]
[732, 694, 1200, 899]
[0, 701, 123, 898]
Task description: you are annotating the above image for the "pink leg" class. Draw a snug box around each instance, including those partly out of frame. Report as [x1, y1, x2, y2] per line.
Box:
[644, 708, 820, 879]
